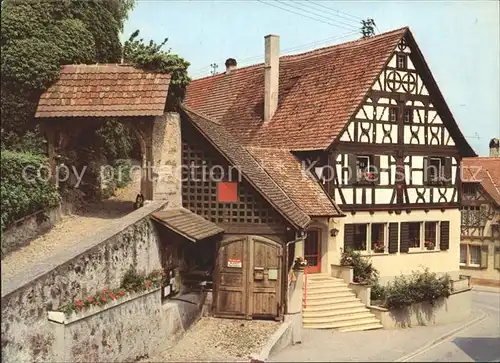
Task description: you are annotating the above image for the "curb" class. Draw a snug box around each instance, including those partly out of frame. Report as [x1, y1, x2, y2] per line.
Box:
[250, 321, 293, 362]
[472, 286, 500, 294]
[395, 310, 487, 362]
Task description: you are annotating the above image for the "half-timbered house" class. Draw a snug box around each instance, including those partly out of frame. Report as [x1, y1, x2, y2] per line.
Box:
[184, 27, 476, 291]
[460, 145, 500, 286]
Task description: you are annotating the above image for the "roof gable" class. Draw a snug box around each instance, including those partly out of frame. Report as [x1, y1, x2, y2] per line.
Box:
[185, 28, 407, 150]
[462, 157, 500, 205]
[35, 64, 170, 118]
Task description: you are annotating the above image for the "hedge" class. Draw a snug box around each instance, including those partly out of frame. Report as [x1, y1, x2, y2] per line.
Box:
[1, 151, 60, 233]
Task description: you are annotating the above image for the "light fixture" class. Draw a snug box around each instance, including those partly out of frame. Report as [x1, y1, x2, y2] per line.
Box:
[330, 228, 339, 237]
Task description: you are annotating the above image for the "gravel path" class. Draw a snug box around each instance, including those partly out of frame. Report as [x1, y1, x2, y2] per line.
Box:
[144, 317, 280, 362]
[1, 165, 141, 281]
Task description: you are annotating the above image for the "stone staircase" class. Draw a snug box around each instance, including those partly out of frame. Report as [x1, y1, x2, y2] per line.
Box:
[303, 273, 383, 331]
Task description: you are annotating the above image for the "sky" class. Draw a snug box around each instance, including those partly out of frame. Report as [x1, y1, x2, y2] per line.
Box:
[122, 0, 500, 156]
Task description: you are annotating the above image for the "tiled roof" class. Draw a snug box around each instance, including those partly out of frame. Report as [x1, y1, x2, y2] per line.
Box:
[35, 64, 170, 118]
[462, 157, 500, 205]
[246, 147, 343, 217]
[151, 208, 224, 242]
[185, 28, 407, 150]
[180, 105, 312, 229]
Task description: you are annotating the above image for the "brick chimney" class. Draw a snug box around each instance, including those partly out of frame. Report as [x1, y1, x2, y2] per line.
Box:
[264, 34, 280, 123]
[490, 138, 500, 157]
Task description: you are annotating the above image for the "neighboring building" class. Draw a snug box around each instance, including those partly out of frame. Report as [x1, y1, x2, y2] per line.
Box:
[184, 26, 476, 285]
[461, 142, 500, 286]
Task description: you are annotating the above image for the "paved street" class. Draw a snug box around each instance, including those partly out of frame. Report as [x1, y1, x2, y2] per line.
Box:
[270, 290, 499, 362]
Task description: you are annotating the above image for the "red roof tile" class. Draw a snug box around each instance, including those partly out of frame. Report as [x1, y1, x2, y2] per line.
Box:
[462, 157, 500, 205]
[246, 147, 343, 217]
[185, 28, 407, 150]
[35, 64, 170, 118]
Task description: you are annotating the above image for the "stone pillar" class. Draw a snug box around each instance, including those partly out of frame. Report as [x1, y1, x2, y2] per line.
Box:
[45, 128, 58, 185]
[151, 112, 182, 207]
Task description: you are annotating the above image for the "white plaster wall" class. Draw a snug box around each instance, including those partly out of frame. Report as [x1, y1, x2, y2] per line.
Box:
[325, 209, 461, 283]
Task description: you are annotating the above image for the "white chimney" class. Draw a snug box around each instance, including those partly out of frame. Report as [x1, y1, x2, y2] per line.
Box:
[264, 34, 280, 123]
[490, 138, 500, 157]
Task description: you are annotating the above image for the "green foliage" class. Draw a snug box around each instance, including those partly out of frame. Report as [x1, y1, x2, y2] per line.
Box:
[123, 30, 191, 110]
[0, 151, 60, 233]
[340, 248, 379, 284]
[95, 120, 135, 162]
[370, 282, 386, 301]
[101, 159, 133, 198]
[375, 268, 452, 310]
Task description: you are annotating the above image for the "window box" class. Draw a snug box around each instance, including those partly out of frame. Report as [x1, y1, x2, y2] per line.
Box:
[372, 241, 385, 254]
[424, 241, 436, 251]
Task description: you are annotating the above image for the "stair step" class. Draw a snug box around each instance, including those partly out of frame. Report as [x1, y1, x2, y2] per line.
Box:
[306, 283, 348, 291]
[303, 317, 381, 329]
[303, 306, 368, 318]
[304, 291, 355, 300]
[303, 311, 374, 324]
[303, 301, 366, 312]
[303, 296, 360, 306]
[338, 322, 384, 332]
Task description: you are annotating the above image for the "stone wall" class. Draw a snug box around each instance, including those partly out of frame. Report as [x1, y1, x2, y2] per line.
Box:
[49, 289, 190, 362]
[1, 201, 167, 363]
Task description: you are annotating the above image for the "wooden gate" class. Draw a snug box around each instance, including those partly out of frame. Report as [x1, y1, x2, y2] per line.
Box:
[214, 235, 282, 319]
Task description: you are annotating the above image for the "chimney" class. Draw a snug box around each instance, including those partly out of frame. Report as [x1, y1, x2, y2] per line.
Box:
[489, 138, 500, 157]
[264, 34, 280, 123]
[225, 58, 237, 74]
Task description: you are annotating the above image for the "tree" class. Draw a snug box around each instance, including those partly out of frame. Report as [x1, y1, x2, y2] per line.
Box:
[0, 0, 136, 151]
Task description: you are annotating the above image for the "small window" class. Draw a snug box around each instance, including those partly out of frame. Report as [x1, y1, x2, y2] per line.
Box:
[353, 224, 367, 251]
[460, 244, 467, 265]
[428, 157, 444, 183]
[356, 155, 376, 183]
[403, 107, 413, 123]
[469, 245, 481, 266]
[424, 222, 437, 250]
[217, 182, 238, 203]
[371, 223, 386, 253]
[389, 107, 398, 122]
[396, 54, 407, 70]
[408, 222, 421, 248]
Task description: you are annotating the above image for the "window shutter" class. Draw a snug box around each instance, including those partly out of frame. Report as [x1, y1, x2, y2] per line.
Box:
[494, 246, 500, 270]
[348, 154, 357, 185]
[400, 222, 410, 253]
[480, 244, 489, 269]
[344, 224, 354, 251]
[444, 157, 452, 185]
[388, 222, 399, 254]
[440, 221, 450, 250]
[374, 155, 381, 185]
[423, 157, 429, 184]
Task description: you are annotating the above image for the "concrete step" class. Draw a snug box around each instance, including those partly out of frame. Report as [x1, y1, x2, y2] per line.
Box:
[338, 322, 384, 332]
[306, 283, 349, 291]
[303, 296, 360, 307]
[303, 301, 366, 312]
[303, 311, 374, 324]
[307, 274, 342, 281]
[304, 291, 355, 300]
[303, 317, 381, 330]
[302, 307, 373, 319]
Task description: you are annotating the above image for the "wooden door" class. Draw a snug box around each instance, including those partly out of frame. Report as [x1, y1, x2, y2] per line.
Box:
[305, 229, 321, 273]
[214, 236, 283, 319]
[250, 236, 282, 319]
[214, 236, 248, 318]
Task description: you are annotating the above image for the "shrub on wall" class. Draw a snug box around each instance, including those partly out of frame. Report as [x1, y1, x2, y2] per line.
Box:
[372, 268, 452, 310]
[0, 151, 60, 233]
[340, 248, 379, 284]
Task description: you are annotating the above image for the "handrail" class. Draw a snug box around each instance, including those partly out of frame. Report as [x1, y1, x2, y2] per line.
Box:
[303, 267, 308, 309]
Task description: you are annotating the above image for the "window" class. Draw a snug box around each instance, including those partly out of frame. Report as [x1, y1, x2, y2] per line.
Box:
[408, 222, 421, 248]
[470, 245, 481, 266]
[389, 107, 398, 122]
[424, 222, 437, 250]
[428, 157, 444, 183]
[371, 223, 386, 253]
[460, 244, 484, 268]
[353, 224, 367, 251]
[460, 245, 467, 265]
[356, 155, 376, 183]
[403, 107, 413, 123]
[396, 54, 407, 70]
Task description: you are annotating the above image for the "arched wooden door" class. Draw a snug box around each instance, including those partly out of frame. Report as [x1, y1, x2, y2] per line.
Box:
[214, 236, 283, 319]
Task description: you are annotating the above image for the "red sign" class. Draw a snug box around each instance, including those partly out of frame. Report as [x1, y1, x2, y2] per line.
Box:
[227, 258, 242, 268]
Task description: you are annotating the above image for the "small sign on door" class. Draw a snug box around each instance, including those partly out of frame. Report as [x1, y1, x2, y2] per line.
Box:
[227, 258, 242, 268]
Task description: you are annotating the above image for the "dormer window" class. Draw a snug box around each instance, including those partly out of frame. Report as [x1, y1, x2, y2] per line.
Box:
[396, 54, 407, 70]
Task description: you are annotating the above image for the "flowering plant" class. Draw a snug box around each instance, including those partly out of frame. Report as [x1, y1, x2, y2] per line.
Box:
[293, 256, 307, 270]
[424, 241, 435, 250]
[59, 269, 167, 316]
[372, 242, 385, 253]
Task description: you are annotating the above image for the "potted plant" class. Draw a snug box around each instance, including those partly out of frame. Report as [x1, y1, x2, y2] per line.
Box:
[424, 241, 435, 250]
[292, 256, 307, 271]
[372, 242, 385, 253]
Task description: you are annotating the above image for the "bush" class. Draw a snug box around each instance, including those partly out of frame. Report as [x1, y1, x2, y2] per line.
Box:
[0, 151, 60, 233]
[340, 248, 379, 284]
[380, 268, 451, 310]
[370, 282, 386, 301]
